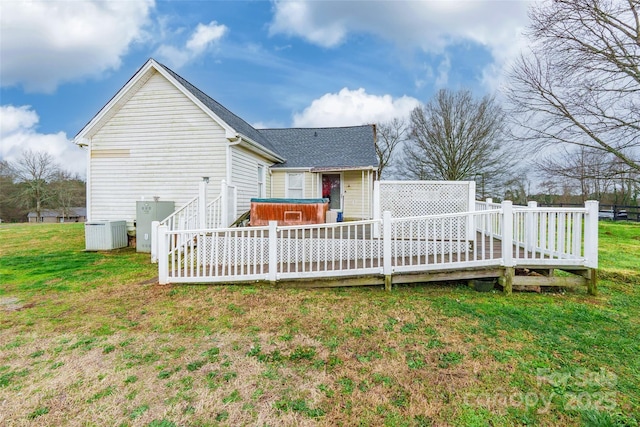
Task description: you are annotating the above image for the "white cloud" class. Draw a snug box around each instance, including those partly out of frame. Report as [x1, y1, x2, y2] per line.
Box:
[186, 22, 228, 53]
[435, 55, 451, 88]
[156, 21, 228, 68]
[0, 105, 86, 177]
[269, 0, 532, 90]
[268, 1, 346, 48]
[292, 88, 421, 127]
[0, 0, 153, 93]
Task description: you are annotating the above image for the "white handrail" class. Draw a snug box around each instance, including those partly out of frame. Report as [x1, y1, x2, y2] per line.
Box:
[206, 195, 222, 229]
[160, 196, 199, 230]
[157, 201, 599, 284]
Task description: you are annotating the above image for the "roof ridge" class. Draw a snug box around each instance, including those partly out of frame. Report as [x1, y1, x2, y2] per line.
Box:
[259, 124, 373, 131]
[155, 60, 282, 156]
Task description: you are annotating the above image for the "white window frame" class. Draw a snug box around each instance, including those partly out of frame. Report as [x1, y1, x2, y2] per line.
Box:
[257, 164, 266, 198]
[286, 172, 304, 199]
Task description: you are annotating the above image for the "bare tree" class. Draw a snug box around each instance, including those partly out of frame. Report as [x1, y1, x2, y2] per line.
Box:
[535, 146, 617, 202]
[0, 160, 20, 221]
[505, 0, 640, 172]
[50, 170, 86, 220]
[502, 172, 532, 206]
[10, 149, 60, 221]
[402, 89, 511, 197]
[375, 118, 408, 179]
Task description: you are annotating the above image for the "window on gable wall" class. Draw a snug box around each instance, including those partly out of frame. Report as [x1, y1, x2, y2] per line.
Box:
[286, 172, 304, 198]
[257, 165, 265, 198]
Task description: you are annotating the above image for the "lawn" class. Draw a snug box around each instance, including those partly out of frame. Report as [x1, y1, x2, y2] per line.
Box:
[1, 221, 639, 426]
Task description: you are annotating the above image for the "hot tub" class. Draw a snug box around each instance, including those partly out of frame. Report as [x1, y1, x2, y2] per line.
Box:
[250, 198, 329, 226]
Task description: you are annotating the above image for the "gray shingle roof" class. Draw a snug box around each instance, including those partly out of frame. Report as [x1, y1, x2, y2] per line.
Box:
[259, 126, 378, 169]
[157, 62, 281, 156]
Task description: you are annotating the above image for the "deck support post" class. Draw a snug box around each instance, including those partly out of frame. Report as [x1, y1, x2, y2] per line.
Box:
[383, 211, 392, 291]
[268, 221, 278, 284]
[384, 275, 392, 291]
[501, 267, 514, 295]
[587, 269, 597, 296]
[158, 225, 168, 285]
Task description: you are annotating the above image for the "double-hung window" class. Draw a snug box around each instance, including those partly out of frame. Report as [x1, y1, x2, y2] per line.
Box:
[257, 165, 265, 198]
[286, 172, 304, 198]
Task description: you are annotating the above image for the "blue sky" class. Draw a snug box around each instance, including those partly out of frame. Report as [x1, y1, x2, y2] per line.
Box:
[0, 0, 532, 176]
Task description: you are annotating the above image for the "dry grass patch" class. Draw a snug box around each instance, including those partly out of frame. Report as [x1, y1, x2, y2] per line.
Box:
[2, 223, 639, 426]
[0, 331, 330, 426]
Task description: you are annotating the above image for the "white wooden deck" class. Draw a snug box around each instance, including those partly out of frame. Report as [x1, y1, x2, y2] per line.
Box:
[155, 201, 599, 294]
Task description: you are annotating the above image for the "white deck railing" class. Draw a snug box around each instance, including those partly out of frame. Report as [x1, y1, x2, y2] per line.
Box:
[160, 196, 200, 231]
[157, 201, 599, 285]
[512, 202, 594, 266]
[151, 180, 237, 262]
[206, 195, 222, 229]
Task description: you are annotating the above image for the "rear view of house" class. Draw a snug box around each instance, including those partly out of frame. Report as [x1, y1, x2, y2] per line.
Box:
[73, 58, 378, 229]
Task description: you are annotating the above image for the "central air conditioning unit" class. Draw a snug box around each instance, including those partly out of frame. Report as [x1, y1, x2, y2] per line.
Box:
[85, 220, 128, 251]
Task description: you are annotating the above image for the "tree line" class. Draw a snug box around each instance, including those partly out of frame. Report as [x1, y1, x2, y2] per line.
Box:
[375, 0, 639, 206]
[0, 150, 85, 223]
[3, 1, 637, 218]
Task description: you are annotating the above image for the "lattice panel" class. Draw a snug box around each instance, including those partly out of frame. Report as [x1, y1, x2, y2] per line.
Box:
[391, 216, 467, 240]
[277, 238, 382, 269]
[379, 182, 471, 218]
[204, 235, 270, 267]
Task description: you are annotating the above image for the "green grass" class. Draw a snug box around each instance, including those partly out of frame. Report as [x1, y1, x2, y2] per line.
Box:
[0, 222, 639, 426]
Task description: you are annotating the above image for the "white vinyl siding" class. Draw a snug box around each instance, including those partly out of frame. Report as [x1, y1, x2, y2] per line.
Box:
[265, 170, 272, 198]
[271, 171, 286, 197]
[230, 146, 274, 214]
[89, 70, 226, 224]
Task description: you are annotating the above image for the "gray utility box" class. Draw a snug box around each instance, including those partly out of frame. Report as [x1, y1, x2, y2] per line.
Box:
[85, 220, 128, 251]
[136, 201, 175, 253]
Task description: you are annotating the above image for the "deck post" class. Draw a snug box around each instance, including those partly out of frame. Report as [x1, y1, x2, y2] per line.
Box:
[158, 225, 169, 285]
[584, 201, 599, 269]
[584, 201, 599, 295]
[501, 201, 514, 294]
[526, 201, 538, 253]
[221, 180, 228, 227]
[199, 180, 207, 229]
[383, 211, 392, 291]
[268, 220, 278, 284]
[467, 181, 476, 244]
[151, 220, 159, 263]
